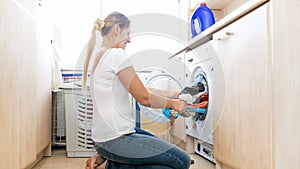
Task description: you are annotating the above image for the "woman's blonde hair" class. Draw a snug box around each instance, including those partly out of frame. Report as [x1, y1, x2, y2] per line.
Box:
[82, 11, 130, 94]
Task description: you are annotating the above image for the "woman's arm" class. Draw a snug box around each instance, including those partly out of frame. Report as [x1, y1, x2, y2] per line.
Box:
[146, 87, 180, 99]
[117, 66, 186, 113]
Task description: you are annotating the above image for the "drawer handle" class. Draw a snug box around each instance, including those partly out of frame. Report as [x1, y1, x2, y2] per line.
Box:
[215, 32, 234, 41]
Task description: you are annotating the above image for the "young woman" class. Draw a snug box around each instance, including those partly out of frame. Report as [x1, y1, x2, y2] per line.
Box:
[83, 11, 191, 169]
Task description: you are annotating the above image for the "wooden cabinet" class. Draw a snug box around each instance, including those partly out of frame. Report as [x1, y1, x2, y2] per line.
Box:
[212, 1, 300, 168]
[0, 0, 52, 168]
[182, 0, 300, 168]
[212, 4, 272, 169]
[271, 0, 300, 169]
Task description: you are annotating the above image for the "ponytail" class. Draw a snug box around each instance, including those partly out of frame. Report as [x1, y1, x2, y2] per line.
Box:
[82, 12, 130, 94]
[82, 19, 105, 95]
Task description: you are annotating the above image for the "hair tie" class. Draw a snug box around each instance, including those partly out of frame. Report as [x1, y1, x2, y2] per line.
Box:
[95, 18, 105, 31]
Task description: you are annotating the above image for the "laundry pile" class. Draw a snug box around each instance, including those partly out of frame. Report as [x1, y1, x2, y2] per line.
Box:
[162, 82, 209, 120]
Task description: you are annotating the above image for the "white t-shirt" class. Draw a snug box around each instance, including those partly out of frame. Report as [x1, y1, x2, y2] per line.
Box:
[90, 48, 135, 142]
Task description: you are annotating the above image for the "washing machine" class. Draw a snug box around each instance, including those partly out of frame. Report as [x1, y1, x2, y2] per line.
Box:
[127, 41, 225, 163]
[137, 67, 183, 123]
[183, 41, 225, 163]
[128, 49, 187, 142]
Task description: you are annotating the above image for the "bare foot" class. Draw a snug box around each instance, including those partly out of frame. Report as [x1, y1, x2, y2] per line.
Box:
[85, 154, 106, 169]
[94, 160, 107, 169]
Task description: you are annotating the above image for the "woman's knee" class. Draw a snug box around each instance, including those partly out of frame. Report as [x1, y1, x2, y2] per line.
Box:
[182, 153, 191, 168]
[172, 148, 191, 169]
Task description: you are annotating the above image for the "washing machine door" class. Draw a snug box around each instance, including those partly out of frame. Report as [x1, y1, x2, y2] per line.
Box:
[190, 65, 210, 121]
[185, 64, 214, 145]
[138, 67, 183, 122]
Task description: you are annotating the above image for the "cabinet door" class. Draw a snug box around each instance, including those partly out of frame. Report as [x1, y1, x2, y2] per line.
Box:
[213, 4, 271, 169]
[0, 0, 52, 168]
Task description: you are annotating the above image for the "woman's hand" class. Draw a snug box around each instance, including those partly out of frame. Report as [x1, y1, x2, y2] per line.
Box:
[171, 99, 187, 113]
[174, 91, 181, 99]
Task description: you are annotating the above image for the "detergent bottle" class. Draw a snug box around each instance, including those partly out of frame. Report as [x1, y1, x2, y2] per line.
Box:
[190, 0, 215, 38]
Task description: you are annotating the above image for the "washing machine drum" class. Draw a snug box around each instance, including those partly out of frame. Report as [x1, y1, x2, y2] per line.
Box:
[190, 66, 210, 121]
[138, 68, 182, 122]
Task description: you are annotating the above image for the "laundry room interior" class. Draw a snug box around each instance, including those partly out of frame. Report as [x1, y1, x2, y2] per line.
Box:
[1, 0, 300, 169]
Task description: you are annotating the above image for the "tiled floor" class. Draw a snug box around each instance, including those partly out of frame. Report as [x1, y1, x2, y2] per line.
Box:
[32, 149, 215, 169]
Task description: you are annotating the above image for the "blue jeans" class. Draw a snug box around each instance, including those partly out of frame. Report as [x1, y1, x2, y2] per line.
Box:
[93, 129, 191, 169]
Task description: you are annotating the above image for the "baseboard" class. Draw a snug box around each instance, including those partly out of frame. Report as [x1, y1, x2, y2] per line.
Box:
[25, 144, 51, 169]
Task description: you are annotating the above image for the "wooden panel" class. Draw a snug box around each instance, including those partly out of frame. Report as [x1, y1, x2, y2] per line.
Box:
[216, 161, 235, 169]
[0, 0, 51, 168]
[172, 116, 186, 142]
[140, 108, 186, 145]
[222, 0, 250, 15]
[1, 0, 36, 168]
[140, 111, 170, 139]
[271, 0, 300, 169]
[213, 4, 271, 169]
[190, 0, 233, 10]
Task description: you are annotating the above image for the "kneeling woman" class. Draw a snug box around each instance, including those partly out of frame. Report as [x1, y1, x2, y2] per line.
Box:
[83, 11, 191, 169]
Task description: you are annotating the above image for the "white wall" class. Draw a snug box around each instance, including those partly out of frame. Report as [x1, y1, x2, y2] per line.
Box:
[101, 0, 189, 72]
[101, 0, 179, 16]
[48, 0, 100, 69]
[49, 0, 189, 70]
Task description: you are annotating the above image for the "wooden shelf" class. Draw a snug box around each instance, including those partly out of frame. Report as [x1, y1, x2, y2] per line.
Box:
[171, 0, 268, 59]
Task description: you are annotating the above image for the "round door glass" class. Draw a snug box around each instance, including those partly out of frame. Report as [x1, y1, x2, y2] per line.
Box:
[190, 66, 209, 121]
[138, 68, 182, 122]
